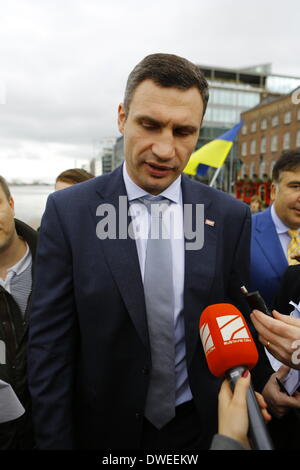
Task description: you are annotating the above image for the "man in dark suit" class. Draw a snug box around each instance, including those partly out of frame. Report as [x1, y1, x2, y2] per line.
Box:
[28, 53, 259, 450]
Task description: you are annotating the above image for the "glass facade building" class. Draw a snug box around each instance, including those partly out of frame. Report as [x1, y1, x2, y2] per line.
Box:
[196, 63, 300, 191]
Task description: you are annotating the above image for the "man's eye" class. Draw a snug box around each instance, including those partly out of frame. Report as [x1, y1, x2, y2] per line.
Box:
[174, 129, 191, 136]
[142, 122, 157, 130]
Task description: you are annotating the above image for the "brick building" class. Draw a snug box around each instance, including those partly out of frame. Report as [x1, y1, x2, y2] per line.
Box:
[238, 89, 300, 180]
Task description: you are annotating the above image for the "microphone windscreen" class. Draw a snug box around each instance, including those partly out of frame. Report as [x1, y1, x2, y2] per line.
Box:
[199, 303, 258, 378]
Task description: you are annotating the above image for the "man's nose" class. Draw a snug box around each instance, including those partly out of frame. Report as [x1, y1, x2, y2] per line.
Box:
[151, 132, 175, 160]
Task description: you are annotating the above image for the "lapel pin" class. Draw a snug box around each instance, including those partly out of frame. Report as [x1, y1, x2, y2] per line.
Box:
[205, 219, 215, 227]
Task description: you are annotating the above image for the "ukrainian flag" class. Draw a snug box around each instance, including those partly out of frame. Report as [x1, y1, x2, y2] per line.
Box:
[184, 121, 243, 176]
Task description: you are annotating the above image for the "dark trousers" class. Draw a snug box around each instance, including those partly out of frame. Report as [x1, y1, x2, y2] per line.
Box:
[141, 400, 210, 450]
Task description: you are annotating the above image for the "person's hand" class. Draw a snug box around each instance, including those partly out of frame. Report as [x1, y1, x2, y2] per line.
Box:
[262, 365, 300, 418]
[218, 371, 271, 449]
[251, 309, 300, 369]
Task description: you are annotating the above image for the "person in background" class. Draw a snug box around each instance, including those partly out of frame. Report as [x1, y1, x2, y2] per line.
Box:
[0, 175, 37, 449]
[55, 168, 94, 191]
[250, 150, 300, 308]
[249, 151, 300, 449]
[249, 195, 263, 214]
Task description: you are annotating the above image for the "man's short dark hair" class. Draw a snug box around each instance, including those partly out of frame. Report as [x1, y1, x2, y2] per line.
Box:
[124, 53, 209, 118]
[272, 150, 300, 182]
[0, 175, 11, 200]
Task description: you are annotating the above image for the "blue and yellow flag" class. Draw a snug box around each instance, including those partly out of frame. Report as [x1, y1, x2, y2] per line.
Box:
[184, 121, 243, 176]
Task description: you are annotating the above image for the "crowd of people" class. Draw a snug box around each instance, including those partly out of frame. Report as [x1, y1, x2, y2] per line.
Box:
[0, 52, 300, 452]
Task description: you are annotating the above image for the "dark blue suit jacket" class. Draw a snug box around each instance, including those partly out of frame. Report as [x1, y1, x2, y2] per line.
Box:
[28, 166, 256, 449]
[250, 207, 288, 307]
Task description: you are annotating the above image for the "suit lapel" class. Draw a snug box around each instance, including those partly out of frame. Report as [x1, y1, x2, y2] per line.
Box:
[181, 176, 218, 366]
[89, 167, 150, 353]
[254, 208, 287, 276]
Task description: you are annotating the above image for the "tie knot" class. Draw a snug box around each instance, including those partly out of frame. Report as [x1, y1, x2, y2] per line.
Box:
[140, 196, 171, 214]
[288, 230, 300, 240]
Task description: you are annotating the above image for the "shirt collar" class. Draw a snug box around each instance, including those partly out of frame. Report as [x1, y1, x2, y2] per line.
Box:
[7, 243, 31, 276]
[123, 162, 181, 204]
[270, 204, 299, 234]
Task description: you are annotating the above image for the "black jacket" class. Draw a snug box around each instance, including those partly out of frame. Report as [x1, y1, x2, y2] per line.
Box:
[0, 219, 37, 449]
[274, 265, 300, 315]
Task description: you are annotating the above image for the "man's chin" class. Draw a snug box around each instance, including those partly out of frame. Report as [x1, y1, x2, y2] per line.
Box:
[143, 178, 171, 195]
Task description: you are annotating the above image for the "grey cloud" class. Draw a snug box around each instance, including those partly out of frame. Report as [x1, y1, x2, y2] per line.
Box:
[0, 0, 299, 179]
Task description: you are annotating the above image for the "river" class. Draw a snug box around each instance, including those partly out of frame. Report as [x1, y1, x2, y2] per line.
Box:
[10, 185, 54, 230]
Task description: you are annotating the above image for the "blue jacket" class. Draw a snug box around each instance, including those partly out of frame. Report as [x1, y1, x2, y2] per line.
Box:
[250, 207, 288, 307]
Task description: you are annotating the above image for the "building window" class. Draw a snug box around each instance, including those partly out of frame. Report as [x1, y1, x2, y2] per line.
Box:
[259, 158, 266, 179]
[250, 139, 256, 155]
[297, 129, 300, 147]
[261, 118, 267, 130]
[283, 132, 290, 150]
[284, 111, 292, 124]
[271, 134, 278, 152]
[210, 107, 237, 124]
[260, 136, 267, 154]
[241, 142, 247, 157]
[250, 162, 256, 179]
[251, 121, 257, 133]
[242, 125, 247, 135]
[237, 92, 260, 108]
[240, 163, 248, 179]
[272, 115, 279, 127]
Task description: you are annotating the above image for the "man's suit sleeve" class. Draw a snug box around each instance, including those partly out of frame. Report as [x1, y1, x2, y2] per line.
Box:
[227, 205, 251, 311]
[28, 194, 78, 449]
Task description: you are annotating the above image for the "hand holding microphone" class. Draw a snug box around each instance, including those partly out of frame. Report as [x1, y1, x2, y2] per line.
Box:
[200, 303, 273, 450]
[218, 371, 271, 449]
[218, 370, 252, 449]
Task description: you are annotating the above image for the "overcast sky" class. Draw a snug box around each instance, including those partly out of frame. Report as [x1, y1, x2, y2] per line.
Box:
[1, 0, 300, 182]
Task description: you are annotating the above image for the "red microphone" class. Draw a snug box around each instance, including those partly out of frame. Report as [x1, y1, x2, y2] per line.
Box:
[199, 303, 258, 378]
[199, 303, 273, 450]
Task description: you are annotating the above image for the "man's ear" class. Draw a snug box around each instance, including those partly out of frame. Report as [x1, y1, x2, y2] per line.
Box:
[118, 104, 126, 134]
[8, 196, 14, 209]
[8, 196, 15, 215]
[270, 182, 277, 203]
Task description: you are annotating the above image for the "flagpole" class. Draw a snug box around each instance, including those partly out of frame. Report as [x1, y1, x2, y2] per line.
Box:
[209, 167, 222, 187]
